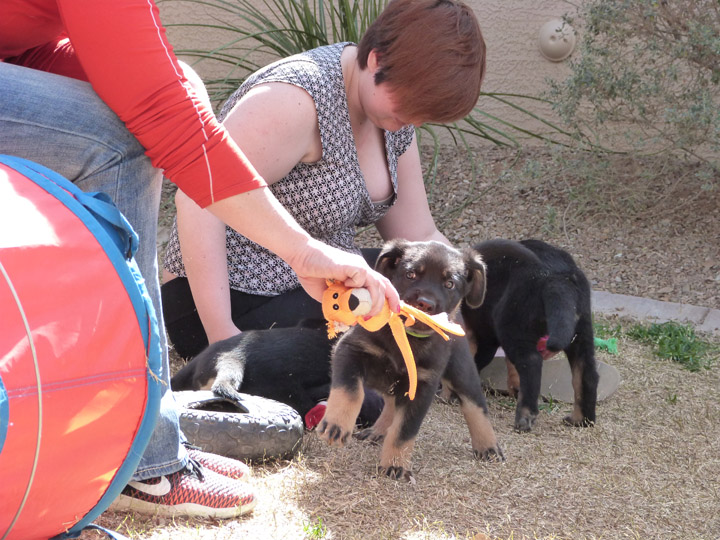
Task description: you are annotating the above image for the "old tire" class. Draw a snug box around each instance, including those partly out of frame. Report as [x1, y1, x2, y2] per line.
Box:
[174, 390, 304, 462]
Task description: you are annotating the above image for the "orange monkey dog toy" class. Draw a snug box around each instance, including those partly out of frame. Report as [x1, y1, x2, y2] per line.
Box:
[321, 280, 465, 400]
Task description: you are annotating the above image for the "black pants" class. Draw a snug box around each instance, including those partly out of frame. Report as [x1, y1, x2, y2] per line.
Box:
[161, 248, 381, 358]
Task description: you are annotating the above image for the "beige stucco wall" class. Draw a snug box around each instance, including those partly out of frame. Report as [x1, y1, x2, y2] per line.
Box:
[470, 1, 579, 146]
[158, 0, 581, 146]
[476, 2, 576, 94]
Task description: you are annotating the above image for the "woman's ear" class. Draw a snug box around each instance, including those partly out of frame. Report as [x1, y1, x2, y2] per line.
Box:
[367, 49, 380, 74]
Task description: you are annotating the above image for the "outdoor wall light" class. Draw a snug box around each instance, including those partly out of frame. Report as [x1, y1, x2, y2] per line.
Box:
[538, 18, 576, 62]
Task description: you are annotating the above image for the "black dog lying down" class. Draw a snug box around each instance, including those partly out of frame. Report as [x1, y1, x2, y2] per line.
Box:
[317, 239, 504, 482]
[170, 326, 383, 427]
[461, 239, 599, 432]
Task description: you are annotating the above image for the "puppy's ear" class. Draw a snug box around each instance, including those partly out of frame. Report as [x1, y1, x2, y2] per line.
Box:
[463, 248, 487, 308]
[375, 239, 409, 277]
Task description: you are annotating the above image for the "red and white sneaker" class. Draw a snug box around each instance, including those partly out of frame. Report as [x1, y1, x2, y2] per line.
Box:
[186, 447, 251, 480]
[109, 459, 256, 518]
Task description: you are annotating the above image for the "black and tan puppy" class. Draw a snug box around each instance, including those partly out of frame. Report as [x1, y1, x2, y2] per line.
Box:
[461, 239, 599, 432]
[317, 240, 504, 482]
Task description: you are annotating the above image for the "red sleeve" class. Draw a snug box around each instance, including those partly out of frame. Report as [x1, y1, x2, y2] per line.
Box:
[3, 37, 89, 81]
[55, 0, 266, 207]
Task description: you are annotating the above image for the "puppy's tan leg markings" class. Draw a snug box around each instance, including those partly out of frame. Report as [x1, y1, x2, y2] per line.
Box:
[317, 386, 364, 447]
[505, 360, 520, 397]
[378, 407, 416, 482]
[355, 397, 394, 444]
[460, 399, 505, 462]
[368, 402, 415, 483]
[379, 438, 415, 472]
[437, 384, 454, 402]
[564, 362, 593, 426]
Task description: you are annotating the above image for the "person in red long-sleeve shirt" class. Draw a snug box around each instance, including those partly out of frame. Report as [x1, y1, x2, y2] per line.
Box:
[0, 0, 399, 520]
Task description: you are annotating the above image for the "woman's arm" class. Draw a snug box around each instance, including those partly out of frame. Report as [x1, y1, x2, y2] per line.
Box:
[175, 190, 239, 343]
[374, 136, 451, 245]
[215, 85, 397, 304]
[220, 83, 323, 180]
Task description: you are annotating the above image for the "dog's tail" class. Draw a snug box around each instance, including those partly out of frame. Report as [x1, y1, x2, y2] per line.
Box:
[542, 278, 579, 352]
[209, 351, 247, 402]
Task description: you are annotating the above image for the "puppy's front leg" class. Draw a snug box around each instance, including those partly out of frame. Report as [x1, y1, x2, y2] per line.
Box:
[317, 383, 365, 446]
[317, 338, 365, 447]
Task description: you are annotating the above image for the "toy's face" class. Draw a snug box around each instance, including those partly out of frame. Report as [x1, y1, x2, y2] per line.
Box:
[322, 280, 367, 326]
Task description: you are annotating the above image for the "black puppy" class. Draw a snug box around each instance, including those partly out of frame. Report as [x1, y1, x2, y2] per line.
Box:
[461, 239, 599, 432]
[317, 239, 504, 482]
[171, 326, 383, 426]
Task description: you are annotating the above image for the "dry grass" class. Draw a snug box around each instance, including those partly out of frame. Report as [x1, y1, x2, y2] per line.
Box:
[87, 318, 720, 540]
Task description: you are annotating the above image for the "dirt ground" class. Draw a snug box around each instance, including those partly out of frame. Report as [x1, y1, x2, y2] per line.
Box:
[85, 145, 719, 539]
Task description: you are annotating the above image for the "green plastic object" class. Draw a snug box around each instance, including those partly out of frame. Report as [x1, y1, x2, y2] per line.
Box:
[594, 337, 618, 355]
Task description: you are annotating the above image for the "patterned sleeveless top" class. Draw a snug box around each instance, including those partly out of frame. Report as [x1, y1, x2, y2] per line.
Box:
[163, 42, 415, 295]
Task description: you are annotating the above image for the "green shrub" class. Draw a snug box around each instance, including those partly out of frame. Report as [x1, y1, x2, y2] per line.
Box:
[548, 0, 720, 166]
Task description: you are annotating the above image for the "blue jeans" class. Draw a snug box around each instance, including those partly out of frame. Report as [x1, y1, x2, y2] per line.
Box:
[0, 62, 187, 480]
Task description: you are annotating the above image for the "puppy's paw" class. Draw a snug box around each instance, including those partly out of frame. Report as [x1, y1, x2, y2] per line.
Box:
[354, 427, 384, 445]
[514, 409, 537, 432]
[473, 445, 505, 462]
[514, 418, 534, 432]
[379, 465, 416, 484]
[316, 418, 353, 446]
[563, 415, 595, 428]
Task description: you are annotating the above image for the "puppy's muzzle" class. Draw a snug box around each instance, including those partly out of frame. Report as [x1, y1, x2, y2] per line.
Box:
[404, 293, 438, 315]
[402, 293, 440, 334]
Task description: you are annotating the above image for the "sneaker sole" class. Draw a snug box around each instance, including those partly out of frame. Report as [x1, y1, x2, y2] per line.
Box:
[108, 493, 257, 518]
[186, 448, 253, 481]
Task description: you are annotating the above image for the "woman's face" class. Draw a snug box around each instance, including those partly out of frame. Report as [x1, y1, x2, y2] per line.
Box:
[363, 81, 411, 132]
[359, 50, 419, 132]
